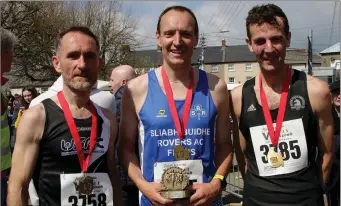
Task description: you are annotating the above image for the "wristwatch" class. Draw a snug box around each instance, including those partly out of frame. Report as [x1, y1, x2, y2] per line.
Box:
[212, 174, 227, 190]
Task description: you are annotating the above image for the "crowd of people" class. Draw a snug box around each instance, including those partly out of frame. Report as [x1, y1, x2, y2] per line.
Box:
[1, 3, 339, 206]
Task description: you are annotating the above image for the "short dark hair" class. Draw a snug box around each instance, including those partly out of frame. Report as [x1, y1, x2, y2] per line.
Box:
[157, 5, 199, 38]
[55, 26, 100, 54]
[246, 4, 290, 39]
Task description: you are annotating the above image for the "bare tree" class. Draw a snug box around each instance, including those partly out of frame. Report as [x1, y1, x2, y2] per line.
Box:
[1, 1, 153, 85]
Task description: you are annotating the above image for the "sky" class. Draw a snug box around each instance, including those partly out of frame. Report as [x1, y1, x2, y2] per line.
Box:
[121, 1, 340, 54]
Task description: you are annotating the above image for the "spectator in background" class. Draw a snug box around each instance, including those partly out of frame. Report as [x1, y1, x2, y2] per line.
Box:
[12, 93, 19, 108]
[12, 87, 38, 127]
[10, 87, 38, 152]
[109, 65, 138, 206]
[6, 91, 14, 104]
[1, 27, 17, 206]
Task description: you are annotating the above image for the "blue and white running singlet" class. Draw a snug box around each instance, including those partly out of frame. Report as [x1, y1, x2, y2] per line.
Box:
[138, 70, 223, 206]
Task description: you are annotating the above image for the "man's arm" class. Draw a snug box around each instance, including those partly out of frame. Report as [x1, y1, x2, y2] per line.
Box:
[189, 77, 233, 205]
[118, 77, 173, 205]
[102, 109, 123, 206]
[230, 85, 248, 178]
[212, 79, 233, 182]
[7, 105, 45, 206]
[308, 77, 334, 188]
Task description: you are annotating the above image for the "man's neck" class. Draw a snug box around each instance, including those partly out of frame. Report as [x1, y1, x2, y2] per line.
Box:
[260, 65, 288, 92]
[162, 62, 192, 83]
[61, 85, 91, 109]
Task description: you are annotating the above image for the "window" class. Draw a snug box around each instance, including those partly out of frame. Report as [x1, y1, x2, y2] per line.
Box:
[245, 63, 252, 71]
[211, 65, 219, 73]
[246, 76, 252, 80]
[228, 77, 235, 84]
[228, 64, 235, 71]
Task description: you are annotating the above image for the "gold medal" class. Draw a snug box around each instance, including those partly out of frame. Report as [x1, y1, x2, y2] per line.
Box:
[267, 150, 284, 168]
[174, 145, 190, 161]
[77, 174, 94, 195]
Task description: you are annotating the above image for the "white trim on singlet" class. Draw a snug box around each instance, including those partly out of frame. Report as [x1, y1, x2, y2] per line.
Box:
[137, 116, 145, 204]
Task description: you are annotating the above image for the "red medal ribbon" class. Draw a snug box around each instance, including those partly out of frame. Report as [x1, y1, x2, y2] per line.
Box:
[161, 66, 194, 141]
[57, 91, 98, 173]
[259, 66, 291, 147]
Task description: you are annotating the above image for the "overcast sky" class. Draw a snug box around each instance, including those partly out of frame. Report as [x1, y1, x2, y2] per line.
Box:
[122, 1, 340, 54]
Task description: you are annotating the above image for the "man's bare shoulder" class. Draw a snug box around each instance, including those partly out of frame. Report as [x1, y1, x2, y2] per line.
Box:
[126, 72, 148, 94]
[23, 103, 45, 122]
[231, 84, 244, 103]
[306, 75, 330, 100]
[17, 103, 45, 142]
[206, 72, 227, 93]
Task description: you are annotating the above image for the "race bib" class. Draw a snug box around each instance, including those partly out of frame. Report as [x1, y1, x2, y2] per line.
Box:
[154, 160, 203, 184]
[60, 173, 113, 206]
[250, 119, 308, 177]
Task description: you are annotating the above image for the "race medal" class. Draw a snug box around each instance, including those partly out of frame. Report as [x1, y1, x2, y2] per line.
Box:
[174, 145, 190, 161]
[260, 66, 291, 168]
[161, 167, 190, 199]
[267, 150, 283, 168]
[78, 175, 94, 195]
[57, 91, 98, 194]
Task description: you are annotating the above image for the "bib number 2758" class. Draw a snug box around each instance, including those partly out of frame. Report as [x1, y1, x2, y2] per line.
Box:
[68, 193, 107, 206]
[260, 140, 301, 163]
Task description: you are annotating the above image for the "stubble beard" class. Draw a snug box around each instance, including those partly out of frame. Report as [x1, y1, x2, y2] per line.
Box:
[67, 78, 95, 92]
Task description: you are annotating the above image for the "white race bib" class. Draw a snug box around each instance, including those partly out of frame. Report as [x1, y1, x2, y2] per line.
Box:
[250, 119, 308, 177]
[154, 160, 203, 184]
[60, 173, 113, 206]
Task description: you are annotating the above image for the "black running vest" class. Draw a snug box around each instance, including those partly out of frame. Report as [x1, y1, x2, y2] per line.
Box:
[239, 69, 324, 206]
[32, 99, 110, 206]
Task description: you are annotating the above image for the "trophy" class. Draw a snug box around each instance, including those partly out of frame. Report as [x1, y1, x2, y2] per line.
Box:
[160, 145, 191, 199]
[161, 166, 191, 199]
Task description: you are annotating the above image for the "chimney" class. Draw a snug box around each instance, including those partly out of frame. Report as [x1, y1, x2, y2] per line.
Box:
[222, 39, 226, 48]
[221, 39, 226, 62]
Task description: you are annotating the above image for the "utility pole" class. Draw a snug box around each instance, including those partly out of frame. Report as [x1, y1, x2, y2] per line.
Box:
[199, 33, 206, 70]
[307, 29, 313, 75]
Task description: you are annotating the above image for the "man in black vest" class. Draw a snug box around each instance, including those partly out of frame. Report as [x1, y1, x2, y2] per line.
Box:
[327, 80, 340, 206]
[230, 4, 334, 206]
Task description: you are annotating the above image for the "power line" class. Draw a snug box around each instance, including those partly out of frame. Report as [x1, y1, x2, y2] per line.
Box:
[207, 1, 224, 27]
[225, 2, 246, 30]
[220, 1, 243, 31]
[209, 1, 233, 31]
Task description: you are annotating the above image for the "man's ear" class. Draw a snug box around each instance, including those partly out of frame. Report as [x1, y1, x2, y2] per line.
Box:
[286, 32, 291, 48]
[246, 38, 254, 53]
[52, 56, 61, 73]
[156, 31, 162, 49]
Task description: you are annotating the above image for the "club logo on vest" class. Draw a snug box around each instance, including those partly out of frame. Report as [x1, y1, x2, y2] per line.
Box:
[61, 137, 104, 156]
[190, 104, 207, 120]
[156, 109, 167, 118]
[289, 95, 305, 111]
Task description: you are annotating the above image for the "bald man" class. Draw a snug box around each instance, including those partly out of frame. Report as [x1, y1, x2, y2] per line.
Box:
[109, 65, 136, 95]
[109, 65, 139, 206]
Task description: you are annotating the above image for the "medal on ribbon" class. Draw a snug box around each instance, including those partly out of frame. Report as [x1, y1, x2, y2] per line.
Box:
[259, 66, 291, 168]
[57, 91, 98, 195]
[160, 66, 194, 199]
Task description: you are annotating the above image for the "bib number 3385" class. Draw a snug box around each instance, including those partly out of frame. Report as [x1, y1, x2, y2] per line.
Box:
[250, 119, 308, 177]
[60, 173, 113, 206]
